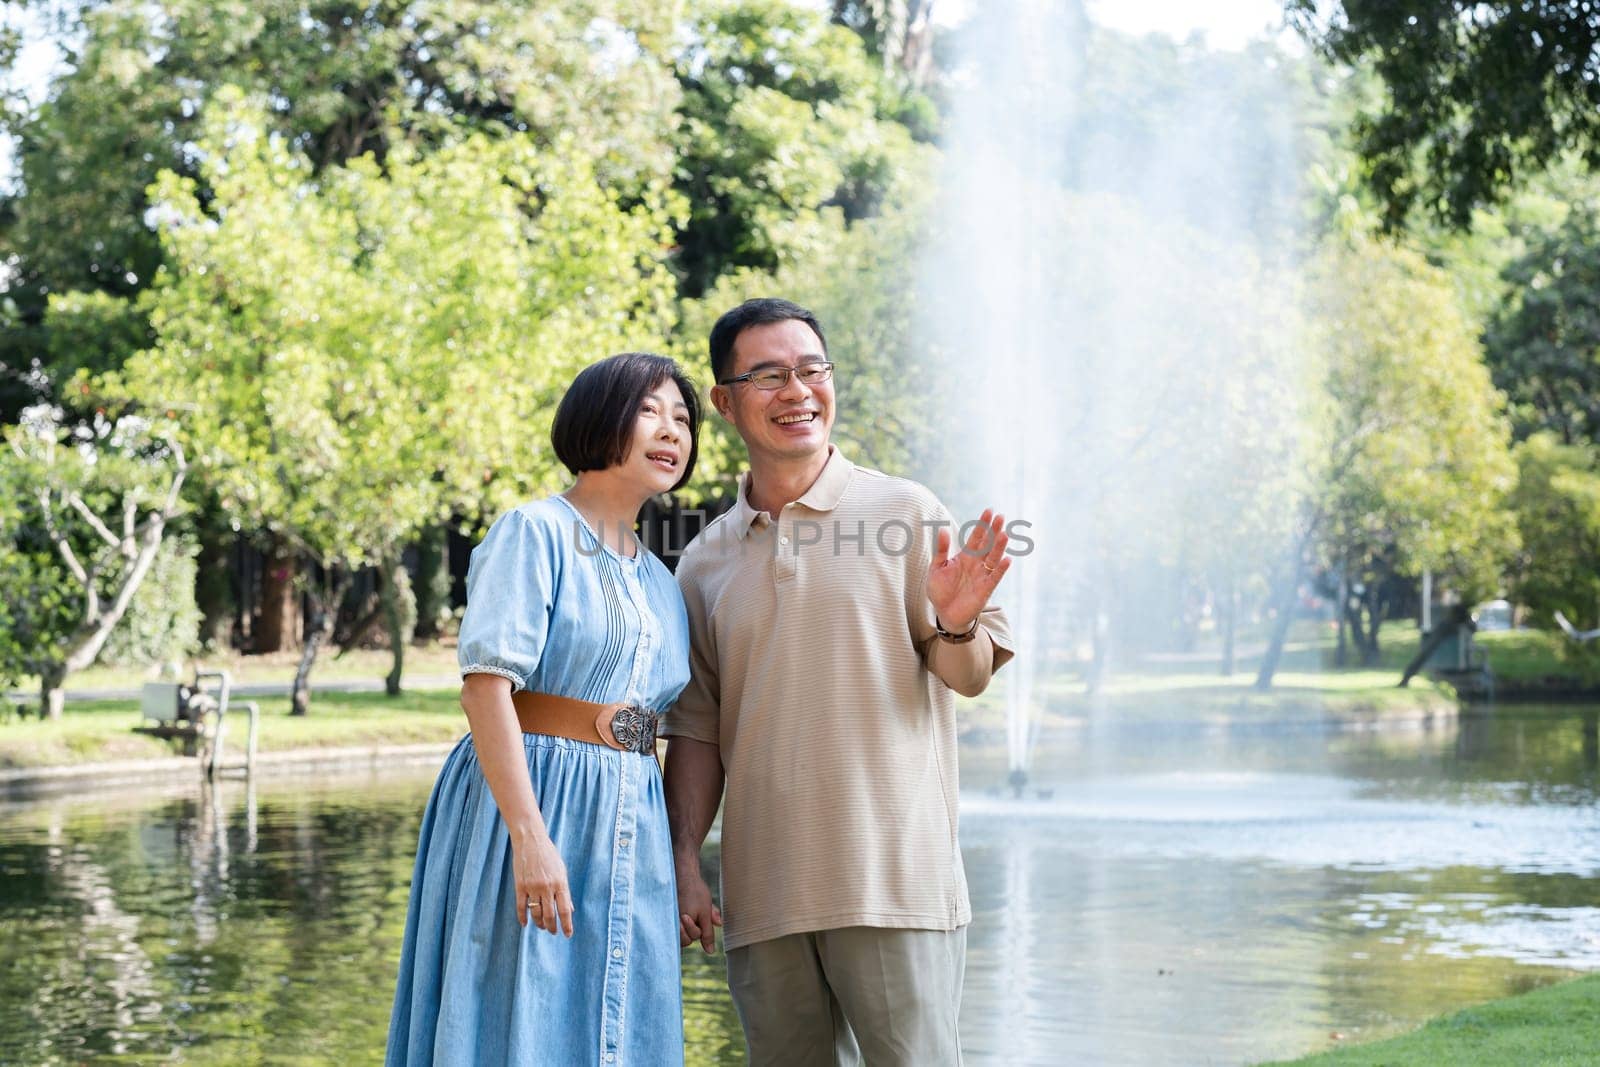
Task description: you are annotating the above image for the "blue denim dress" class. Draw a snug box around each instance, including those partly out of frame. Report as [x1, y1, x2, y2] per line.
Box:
[387, 496, 691, 1066]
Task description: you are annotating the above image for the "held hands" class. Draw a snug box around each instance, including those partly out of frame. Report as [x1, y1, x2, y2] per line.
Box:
[929, 509, 1013, 634]
[514, 831, 575, 937]
[676, 859, 723, 954]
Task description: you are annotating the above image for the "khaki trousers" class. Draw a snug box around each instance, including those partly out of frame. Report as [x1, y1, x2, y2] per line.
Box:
[726, 926, 967, 1066]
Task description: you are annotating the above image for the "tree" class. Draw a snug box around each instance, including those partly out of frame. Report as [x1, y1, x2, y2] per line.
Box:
[1484, 209, 1600, 446]
[2, 0, 687, 652]
[0, 408, 187, 718]
[669, 0, 933, 297]
[118, 92, 679, 712]
[830, 0, 938, 86]
[1, 0, 679, 316]
[1505, 432, 1600, 675]
[1290, 1, 1600, 229]
[1255, 236, 1518, 684]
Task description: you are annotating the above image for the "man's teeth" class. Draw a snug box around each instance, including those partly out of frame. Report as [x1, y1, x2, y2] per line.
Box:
[776, 413, 814, 424]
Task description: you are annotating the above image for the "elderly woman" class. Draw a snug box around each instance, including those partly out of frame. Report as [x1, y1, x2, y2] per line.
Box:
[387, 352, 701, 1066]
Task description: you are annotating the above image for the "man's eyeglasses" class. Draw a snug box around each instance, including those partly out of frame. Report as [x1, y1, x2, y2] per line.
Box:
[718, 362, 835, 391]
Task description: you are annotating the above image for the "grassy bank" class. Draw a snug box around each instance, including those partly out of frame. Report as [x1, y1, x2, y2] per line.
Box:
[1476, 627, 1597, 686]
[1262, 973, 1600, 1066]
[5, 623, 1584, 770]
[961, 619, 1462, 729]
[0, 689, 467, 770]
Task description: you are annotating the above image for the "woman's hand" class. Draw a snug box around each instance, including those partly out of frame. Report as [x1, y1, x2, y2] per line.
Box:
[513, 830, 575, 937]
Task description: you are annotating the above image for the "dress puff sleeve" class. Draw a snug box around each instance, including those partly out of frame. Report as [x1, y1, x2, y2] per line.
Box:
[456, 507, 559, 693]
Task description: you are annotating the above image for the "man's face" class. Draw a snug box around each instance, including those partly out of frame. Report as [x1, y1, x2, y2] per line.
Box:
[712, 318, 835, 464]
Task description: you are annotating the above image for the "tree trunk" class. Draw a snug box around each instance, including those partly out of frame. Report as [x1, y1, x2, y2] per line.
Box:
[45, 514, 172, 712]
[290, 624, 323, 716]
[381, 557, 417, 697]
[1334, 565, 1349, 668]
[1086, 611, 1110, 695]
[1255, 521, 1315, 690]
[1085, 576, 1112, 695]
[290, 577, 347, 716]
[1220, 569, 1237, 676]
[1344, 595, 1368, 659]
[1361, 586, 1383, 666]
[1254, 578, 1298, 690]
[40, 665, 66, 721]
[257, 539, 300, 652]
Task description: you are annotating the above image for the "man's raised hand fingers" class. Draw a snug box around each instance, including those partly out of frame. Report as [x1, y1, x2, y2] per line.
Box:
[934, 525, 951, 566]
[985, 518, 1010, 567]
[961, 509, 995, 555]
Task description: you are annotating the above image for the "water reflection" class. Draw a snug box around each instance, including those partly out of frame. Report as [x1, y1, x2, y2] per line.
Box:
[0, 709, 1595, 1065]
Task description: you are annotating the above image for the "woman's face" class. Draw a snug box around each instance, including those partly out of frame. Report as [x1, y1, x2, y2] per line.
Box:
[623, 377, 692, 494]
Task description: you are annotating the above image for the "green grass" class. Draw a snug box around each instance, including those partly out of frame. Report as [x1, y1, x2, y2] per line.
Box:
[0, 689, 468, 769]
[1261, 973, 1600, 1066]
[1476, 628, 1588, 684]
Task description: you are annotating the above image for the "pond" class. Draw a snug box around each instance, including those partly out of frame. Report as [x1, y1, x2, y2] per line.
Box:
[1, 707, 1596, 1064]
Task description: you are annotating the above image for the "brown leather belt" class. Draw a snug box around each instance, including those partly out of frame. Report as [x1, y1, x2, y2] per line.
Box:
[511, 691, 662, 755]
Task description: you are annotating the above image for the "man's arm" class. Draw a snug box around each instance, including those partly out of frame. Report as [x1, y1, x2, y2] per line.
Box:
[916, 506, 1016, 696]
[664, 738, 724, 952]
[924, 602, 1015, 697]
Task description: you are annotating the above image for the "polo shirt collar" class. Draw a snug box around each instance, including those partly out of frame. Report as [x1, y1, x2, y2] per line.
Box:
[729, 446, 855, 539]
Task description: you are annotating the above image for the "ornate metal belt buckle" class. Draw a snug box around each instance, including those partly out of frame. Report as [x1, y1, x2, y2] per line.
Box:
[607, 704, 659, 754]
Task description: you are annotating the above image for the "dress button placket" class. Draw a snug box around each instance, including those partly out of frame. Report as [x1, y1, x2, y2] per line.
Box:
[600, 561, 652, 1065]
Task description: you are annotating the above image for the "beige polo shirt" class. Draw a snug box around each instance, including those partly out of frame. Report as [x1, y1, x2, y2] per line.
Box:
[662, 447, 1014, 950]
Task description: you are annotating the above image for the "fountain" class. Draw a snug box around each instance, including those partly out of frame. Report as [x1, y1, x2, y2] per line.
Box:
[921, 0, 1308, 787]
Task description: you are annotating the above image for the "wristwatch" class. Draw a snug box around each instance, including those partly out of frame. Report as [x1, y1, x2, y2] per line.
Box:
[935, 616, 980, 643]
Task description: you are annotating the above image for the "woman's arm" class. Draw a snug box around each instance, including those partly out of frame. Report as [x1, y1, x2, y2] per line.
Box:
[461, 672, 573, 937]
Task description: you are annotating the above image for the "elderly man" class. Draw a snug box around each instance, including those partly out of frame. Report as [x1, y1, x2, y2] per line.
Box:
[662, 297, 1015, 1065]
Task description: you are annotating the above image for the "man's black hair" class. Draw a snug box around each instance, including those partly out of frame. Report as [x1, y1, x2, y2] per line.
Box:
[708, 298, 827, 384]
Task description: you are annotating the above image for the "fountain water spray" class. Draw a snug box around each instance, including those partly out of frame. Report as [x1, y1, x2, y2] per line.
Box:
[921, 1, 1308, 791]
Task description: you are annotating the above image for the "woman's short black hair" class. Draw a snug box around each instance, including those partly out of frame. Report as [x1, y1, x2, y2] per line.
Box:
[551, 352, 701, 492]
[708, 297, 827, 384]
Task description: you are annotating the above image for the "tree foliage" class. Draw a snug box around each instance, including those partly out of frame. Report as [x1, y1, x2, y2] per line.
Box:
[669, 0, 932, 297]
[1484, 209, 1600, 446]
[2, 0, 679, 302]
[1306, 236, 1518, 660]
[1507, 432, 1600, 675]
[1291, 1, 1600, 229]
[0, 407, 188, 715]
[114, 91, 679, 708]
